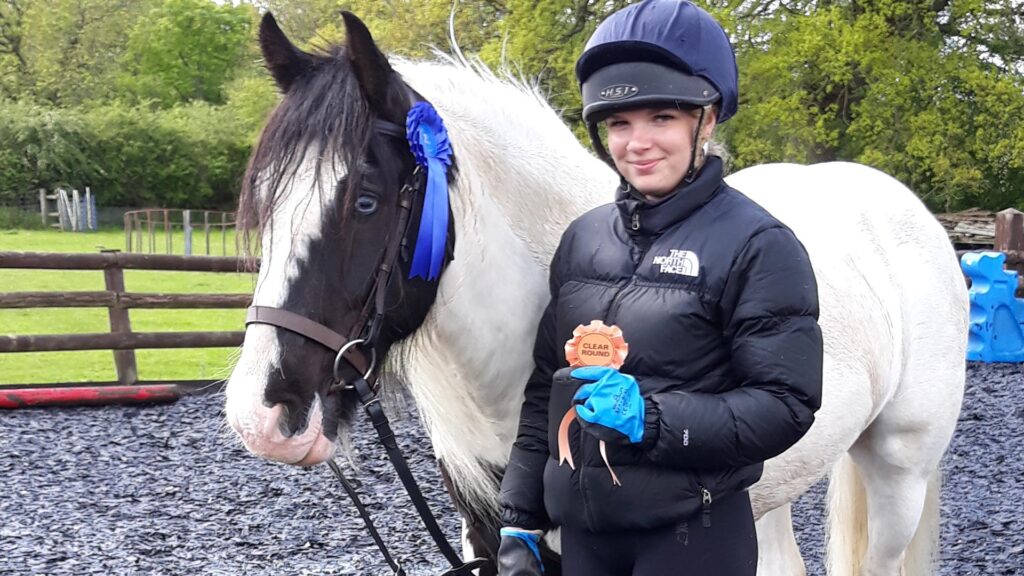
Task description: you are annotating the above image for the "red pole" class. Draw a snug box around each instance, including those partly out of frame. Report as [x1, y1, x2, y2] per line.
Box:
[0, 384, 182, 408]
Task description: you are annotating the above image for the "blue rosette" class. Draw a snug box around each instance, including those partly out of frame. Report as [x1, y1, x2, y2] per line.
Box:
[405, 101, 453, 281]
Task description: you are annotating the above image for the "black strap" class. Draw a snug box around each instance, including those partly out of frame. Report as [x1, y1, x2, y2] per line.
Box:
[375, 119, 406, 139]
[327, 459, 406, 575]
[350, 378, 491, 574]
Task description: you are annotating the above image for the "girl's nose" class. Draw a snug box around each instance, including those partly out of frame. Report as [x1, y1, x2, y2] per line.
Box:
[626, 125, 653, 153]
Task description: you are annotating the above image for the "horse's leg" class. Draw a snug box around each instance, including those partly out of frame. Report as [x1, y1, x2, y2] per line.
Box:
[439, 460, 500, 576]
[755, 504, 806, 576]
[842, 427, 942, 576]
[844, 268, 964, 576]
[825, 400, 952, 576]
[836, 358, 959, 576]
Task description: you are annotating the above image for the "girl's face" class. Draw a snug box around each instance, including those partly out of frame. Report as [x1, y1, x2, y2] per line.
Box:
[604, 106, 717, 199]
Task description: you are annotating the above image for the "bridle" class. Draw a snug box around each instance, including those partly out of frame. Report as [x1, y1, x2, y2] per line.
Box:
[244, 115, 488, 576]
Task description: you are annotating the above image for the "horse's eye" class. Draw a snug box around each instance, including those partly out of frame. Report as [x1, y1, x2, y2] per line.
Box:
[355, 194, 379, 215]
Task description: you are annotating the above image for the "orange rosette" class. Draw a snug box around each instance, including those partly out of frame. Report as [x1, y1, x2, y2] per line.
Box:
[564, 320, 629, 369]
[559, 320, 630, 485]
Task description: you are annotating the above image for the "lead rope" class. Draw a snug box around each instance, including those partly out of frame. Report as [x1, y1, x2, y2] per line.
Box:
[327, 459, 407, 575]
[343, 378, 490, 576]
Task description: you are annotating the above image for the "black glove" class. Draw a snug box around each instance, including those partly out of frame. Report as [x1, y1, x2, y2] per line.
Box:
[496, 527, 544, 575]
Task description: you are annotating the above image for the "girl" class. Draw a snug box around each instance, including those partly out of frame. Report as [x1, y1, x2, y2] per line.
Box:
[497, 1, 823, 575]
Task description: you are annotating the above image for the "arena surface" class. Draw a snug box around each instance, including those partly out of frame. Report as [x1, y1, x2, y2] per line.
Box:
[1, 362, 1019, 575]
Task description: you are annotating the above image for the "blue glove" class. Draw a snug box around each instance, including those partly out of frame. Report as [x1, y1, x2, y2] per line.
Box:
[497, 527, 544, 575]
[571, 366, 645, 445]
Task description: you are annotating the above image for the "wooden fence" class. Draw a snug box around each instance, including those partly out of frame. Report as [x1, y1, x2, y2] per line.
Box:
[1, 208, 1022, 404]
[0, 250, 257, 397]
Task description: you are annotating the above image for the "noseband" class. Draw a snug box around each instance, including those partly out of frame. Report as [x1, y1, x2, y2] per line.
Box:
[242, 116, 487, 576]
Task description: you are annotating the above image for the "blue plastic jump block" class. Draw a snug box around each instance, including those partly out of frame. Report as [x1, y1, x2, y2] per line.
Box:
[961, 251, 1024, 362]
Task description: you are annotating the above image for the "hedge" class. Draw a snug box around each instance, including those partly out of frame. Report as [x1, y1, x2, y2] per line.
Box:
[0, 101, 253, 209]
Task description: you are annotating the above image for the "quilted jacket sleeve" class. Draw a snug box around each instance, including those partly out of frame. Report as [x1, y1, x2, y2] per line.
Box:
[498, 249, 563, 531]
[643, 226, 824, 469]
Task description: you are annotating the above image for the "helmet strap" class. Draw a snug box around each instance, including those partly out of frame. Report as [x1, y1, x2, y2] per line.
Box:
[682, 106, 708, 184]
[587, 121, 616, 170]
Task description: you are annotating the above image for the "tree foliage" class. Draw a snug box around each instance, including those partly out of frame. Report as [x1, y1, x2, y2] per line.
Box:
[722, 0, 1024, 211]
[119, 0, 253, 107]
[1, 0, 1022, 213]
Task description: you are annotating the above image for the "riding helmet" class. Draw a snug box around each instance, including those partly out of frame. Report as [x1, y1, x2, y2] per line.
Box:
[576, 0, 739, 124]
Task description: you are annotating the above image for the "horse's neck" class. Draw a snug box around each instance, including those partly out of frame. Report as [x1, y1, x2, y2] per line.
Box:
[389, 62, 615, 512]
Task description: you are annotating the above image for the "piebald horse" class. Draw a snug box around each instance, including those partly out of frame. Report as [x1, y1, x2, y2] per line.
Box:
[225, 12, 968, 576]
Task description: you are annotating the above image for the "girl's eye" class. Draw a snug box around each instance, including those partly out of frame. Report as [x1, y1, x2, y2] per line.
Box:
[607, 119, 627, 128]
[355, 194, 379, 215]
[654, 114, 675, 122]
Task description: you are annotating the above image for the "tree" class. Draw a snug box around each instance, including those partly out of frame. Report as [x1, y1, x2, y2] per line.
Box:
[724, 0, 1024, 210]
[0, 0, 29, 98]
[119, 0, 254, 107]
[16, 0, 148, 105]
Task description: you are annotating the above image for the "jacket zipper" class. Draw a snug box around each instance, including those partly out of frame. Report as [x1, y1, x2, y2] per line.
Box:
[605, 216, 651, 324]
[700, 485, 713, 528]
[580, 210, 648, 529]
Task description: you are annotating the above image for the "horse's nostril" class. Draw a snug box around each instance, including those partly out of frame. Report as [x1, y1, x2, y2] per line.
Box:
[270, 398, 312, 438]
[276, 403, 295, 437]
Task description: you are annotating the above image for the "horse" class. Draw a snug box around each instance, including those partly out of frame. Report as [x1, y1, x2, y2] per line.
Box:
[224, 12, 968, 576]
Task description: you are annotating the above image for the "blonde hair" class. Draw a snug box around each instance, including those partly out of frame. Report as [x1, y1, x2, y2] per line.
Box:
[692, 104, 731, 174]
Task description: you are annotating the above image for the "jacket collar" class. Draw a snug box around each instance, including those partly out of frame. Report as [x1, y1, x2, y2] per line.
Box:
[615, 156, 724, 236]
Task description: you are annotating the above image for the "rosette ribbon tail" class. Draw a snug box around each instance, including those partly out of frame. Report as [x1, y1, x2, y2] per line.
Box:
[557, 407, 577, 470]
[405, 101, 453, 282]
[409, 156, 449, 280]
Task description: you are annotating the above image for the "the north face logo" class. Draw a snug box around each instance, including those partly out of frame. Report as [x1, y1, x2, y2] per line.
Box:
[652, 250, 700, 277]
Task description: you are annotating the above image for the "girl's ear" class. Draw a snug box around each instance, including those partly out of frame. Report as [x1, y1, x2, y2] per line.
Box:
[701, 106, 718, 140]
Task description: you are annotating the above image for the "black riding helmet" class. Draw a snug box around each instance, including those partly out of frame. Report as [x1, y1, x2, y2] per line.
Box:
[576, 0, 739, 180]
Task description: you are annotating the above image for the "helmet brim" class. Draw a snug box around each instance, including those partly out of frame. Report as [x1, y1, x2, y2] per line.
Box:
[581, 61, 719, 124]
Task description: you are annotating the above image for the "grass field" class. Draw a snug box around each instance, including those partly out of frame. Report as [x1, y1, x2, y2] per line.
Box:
[0, 227, 255, 385]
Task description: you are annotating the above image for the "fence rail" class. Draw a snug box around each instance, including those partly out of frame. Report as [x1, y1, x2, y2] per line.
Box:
[0, 250, 259, 395]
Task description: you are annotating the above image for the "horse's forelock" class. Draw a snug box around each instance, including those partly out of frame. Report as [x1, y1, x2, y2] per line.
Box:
[238, 43, 405, 260]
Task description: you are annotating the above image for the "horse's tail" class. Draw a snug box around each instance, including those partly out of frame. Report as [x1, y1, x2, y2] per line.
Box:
[825, 453, 868, 576]
[903, 467, 941, 576]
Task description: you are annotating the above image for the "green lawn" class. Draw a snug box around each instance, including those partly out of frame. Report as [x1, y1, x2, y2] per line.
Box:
[0, 227, 255, 385]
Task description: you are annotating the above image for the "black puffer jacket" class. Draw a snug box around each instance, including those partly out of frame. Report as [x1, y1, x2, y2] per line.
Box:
[499, 157, 823, 533]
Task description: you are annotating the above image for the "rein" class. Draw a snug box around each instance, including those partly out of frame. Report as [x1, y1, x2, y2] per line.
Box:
[244, 117, 488, 576]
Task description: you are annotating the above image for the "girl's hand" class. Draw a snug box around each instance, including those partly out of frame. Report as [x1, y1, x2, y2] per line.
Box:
[571, 366, 645, 444]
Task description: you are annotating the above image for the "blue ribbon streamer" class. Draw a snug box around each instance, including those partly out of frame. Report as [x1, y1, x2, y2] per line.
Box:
[406, 102, 453, 281]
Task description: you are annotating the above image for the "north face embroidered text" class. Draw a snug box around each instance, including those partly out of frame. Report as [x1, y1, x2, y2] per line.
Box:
[652, 250, 700, 277]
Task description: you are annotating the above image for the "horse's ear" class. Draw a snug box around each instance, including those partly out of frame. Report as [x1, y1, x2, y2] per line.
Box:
[259, 12, 314, 93]
[341, 11, 394, 108]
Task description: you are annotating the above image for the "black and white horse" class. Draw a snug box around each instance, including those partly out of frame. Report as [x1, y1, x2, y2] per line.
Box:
[225, 13, 968, 576]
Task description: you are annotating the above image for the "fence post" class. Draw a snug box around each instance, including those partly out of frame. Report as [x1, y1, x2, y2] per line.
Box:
[183, 210, 192, 256]
[71, 189, 80, 232]
[101, 249, 138, 386]
[995, 209, 1024, 253]
[38, 189, 47, 227]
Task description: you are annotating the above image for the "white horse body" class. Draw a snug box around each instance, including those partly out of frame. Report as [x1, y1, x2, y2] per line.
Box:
[227, 57, 967, 575]
[387, 61, 968, 575]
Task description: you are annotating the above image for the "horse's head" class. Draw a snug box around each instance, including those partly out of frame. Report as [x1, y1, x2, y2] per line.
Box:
[225, 12, 453, 466]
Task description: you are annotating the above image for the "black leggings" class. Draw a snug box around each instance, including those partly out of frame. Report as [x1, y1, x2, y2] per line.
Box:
[560, 490, 757, 576]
